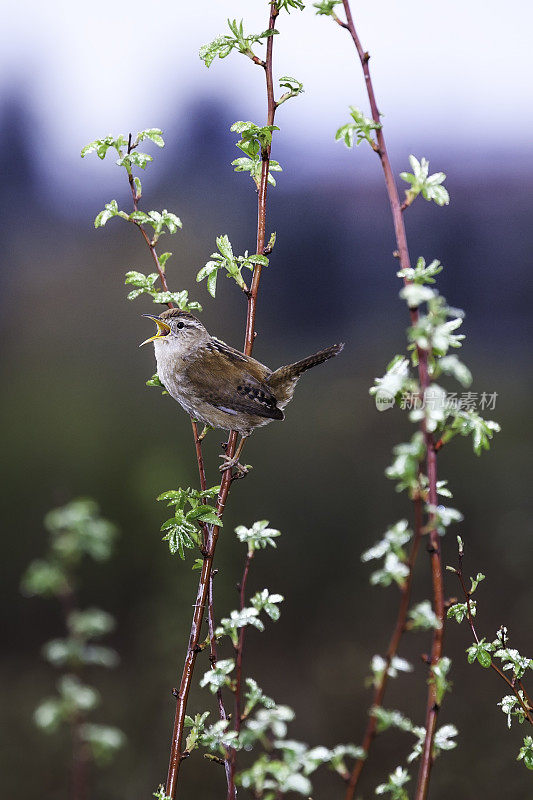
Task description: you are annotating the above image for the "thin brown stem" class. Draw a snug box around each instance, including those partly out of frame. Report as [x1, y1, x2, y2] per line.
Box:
[59, 588, 90, 800]
[336, 4, 445, 798]
[164, 5, 280, 796]
[227, 550, 255, 797]
[244, 1, 279, 357]
[125, 135, 173, 307]
[207, 570, 233, 795]
[345, 495, 424, 797]
[454, 559, 533, 725]
[190, 418, 209, 549]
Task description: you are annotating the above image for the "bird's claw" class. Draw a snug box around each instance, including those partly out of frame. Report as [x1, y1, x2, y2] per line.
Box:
[219, 454, 251, 477]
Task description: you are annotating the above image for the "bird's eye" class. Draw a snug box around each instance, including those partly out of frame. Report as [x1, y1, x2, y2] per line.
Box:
[177, 322, 184, 330]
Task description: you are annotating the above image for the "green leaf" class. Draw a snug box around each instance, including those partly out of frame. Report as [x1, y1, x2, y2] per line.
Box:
[200, 658, 235, 693]
[216, 607, 264, 645]
[243, 678, 276, 717]
[370, 357, 411, 409]
[518, 736, 533, 770]
[400, 155, 449, 207]
[408, 600, 442, 631]
[375, 766, 410, 800]
[362, 520, 411, 588]
[442, 409, 500, 455]
[188, 506, 221, 526]
[498, 694, 527, 728]
[146, 373, 167, 394]
[367, 654, 413, 688]
[158, 252, 172, 271]
[235, 520, 281, 554]
[199, 20, 278, 68]
[447, 601, 474, 624]
[313, 0, 343, 14]
[400, 284, 436, 309]
[45, 499, 118, 562]
[469, 572, 485, 594]
[21, 560, 68, 597]
[276, 0, 305, 11]
[94, 199, 121, 228]
[67, 608, 115, 639]
[136, 127, 165, 147]
[80, 723, 126, 765]
[429, 656, 452, 704]
[397, 257, 443, 285]
[335, 106, 381, 149]
[250, 588, 284, 621]
[436, 355, 473, 387]
[81, 135, 128, 160]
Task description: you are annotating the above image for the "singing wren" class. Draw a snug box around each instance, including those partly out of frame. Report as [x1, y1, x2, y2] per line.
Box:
[141, 308, 344, 471]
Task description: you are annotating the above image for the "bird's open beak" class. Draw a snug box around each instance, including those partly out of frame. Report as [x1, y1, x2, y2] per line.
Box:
[139, 315, 171, 347]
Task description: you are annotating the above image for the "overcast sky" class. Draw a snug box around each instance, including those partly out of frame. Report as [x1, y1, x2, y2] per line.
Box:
[2, 0, 531, 193]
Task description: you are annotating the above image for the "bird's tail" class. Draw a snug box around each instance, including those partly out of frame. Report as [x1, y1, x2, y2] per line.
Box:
[268, 343, 344, 396]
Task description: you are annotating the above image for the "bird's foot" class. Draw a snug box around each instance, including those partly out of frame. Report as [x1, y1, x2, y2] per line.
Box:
[219, 454, 251, 477]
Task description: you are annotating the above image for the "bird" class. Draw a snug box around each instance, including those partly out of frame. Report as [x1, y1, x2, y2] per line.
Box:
[141, 308, 344, 472]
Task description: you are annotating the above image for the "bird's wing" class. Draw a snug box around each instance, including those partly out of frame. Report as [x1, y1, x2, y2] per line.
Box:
[185, 340, 283, 420]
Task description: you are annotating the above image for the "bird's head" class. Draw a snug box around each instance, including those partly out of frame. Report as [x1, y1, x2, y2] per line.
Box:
[140, 309, 209, 355]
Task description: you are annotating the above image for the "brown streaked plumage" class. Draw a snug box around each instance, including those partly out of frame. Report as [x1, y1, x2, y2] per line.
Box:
[141, 308, 344, 470]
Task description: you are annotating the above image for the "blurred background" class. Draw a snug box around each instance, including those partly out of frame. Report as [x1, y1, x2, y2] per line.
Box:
[2, 1, 533, 798]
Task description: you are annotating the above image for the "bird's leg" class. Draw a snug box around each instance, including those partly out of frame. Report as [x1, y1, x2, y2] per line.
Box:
[219, 434, 250, 474]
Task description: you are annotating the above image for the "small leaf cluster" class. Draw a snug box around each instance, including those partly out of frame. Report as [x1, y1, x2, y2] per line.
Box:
[275, 0, 305, 12]
[407, 600, 442, 631]
[125, 270, 201, 311]
[157, 486, 220, 558]
[367, 654, 413, 689]
[215, 589, 284, 646]
[429, 656, 453, 705]
[277, 75, 304, 107]
[447, 570, 484, 625]
[196, 234, 268, 298]
[82, 128, 203, 314]
[336, 106, 381, 150]
[185, 523, 363, 796]
[376, 766, 411, 800]
[361, 519, 412, 588]
[314, 0, 343, 15]
[373, 707, 458, 765]
[81, 128, 164, 169]
[385, 433, 425, 497]
[390, 259, 500, 453]
[400, 155, 450, 207]
[21, 500, 125, 766]
[370, 355, 415, 410]
[230, 121, 282, 188]
[235, 520, 281, 556]
[199, 19, 277, 68]
[448, 546, 533, 768]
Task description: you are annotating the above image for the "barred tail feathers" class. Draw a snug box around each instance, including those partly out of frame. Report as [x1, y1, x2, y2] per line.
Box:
[267, 343, 344, 404]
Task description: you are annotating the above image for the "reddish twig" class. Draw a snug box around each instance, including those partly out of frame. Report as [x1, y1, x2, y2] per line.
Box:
[206, 569, 233, 794]
[345, 494, 424, 795]
[334, 4, 445, 798]
[227, 549, 255, 798]
[243, 2, 279, 356]
[126, 134, 173, 306]
[164, 5, 280, 796]
[453, 556, 533, 725]
[58, 588, 90, 800]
